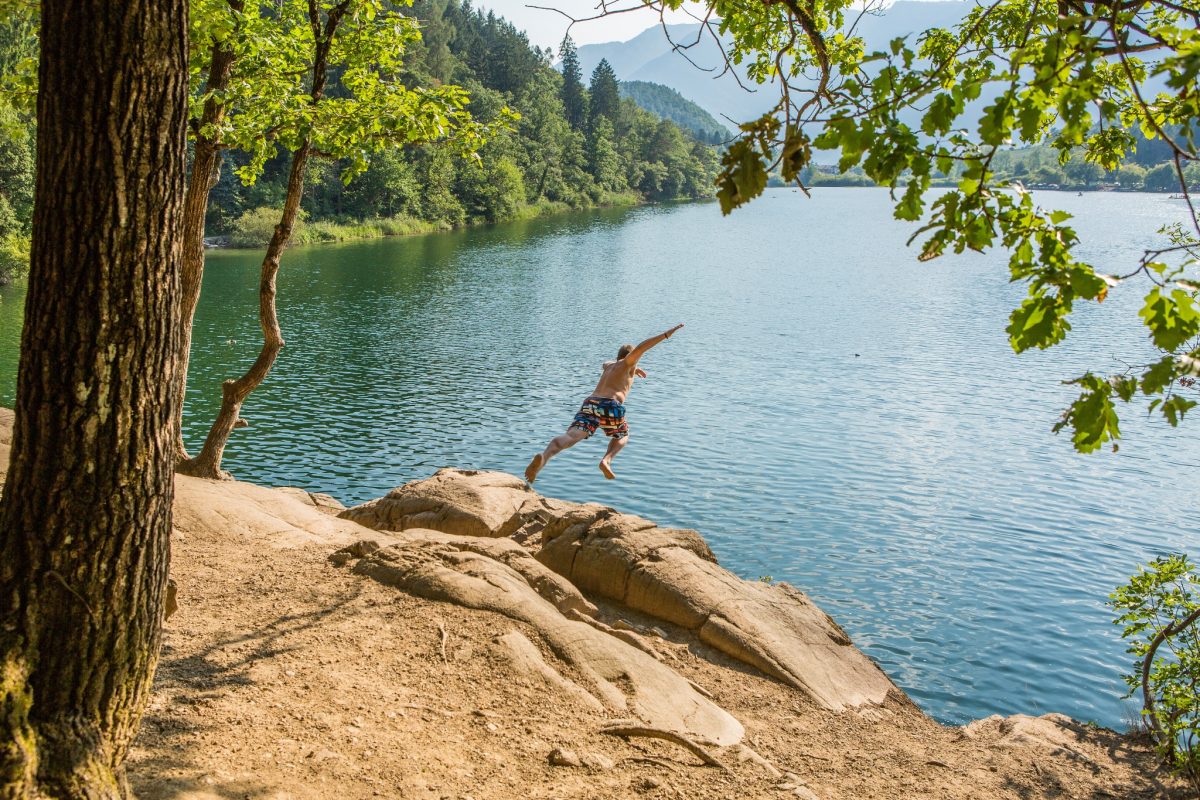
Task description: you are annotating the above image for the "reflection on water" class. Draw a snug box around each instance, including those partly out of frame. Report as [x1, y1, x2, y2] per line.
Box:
[0, 189, 1196, 727]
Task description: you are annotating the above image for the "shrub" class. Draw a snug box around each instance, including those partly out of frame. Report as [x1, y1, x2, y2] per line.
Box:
[0, 234, 29, 285]
[1110, 553, 1200, 790]
[228, 206, 304, 248]
[375, 215, 449, 236]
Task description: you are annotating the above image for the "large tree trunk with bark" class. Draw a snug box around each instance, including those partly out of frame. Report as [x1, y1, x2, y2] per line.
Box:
[175, 19, 243, 463]
[0, 0, 187, 795]
[177, 144, 310, 479]
[179, 3, 347, 480]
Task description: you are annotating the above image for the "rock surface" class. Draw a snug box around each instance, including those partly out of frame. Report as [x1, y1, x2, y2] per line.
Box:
[273, 486, 347, 515]
[340, 530, 745, 746]
[174, 474, 366, 550]
[142, 463, 1190, 799]
[344, 468, 899, 712]
[963, 713, 1098, 763]
[340, 469, 595, 540]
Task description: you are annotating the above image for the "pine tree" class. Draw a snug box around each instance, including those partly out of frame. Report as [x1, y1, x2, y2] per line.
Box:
[587, 116, 623, 191]
[559, 35, 587, 131]
[588, 58, 620, 128]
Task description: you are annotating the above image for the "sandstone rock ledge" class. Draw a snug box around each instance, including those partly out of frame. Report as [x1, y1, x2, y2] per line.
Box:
[134, 462, 1186, 799]
[340, 469, 900, 716]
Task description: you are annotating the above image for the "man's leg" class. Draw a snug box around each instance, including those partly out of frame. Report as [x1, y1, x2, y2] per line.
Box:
[526, 427, 588, 482]
[598, 432, 627, 480]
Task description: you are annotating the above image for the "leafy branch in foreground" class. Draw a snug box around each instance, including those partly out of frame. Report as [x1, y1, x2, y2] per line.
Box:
[612, 0, 1200, 451]
[1110, 554, 1200, 789]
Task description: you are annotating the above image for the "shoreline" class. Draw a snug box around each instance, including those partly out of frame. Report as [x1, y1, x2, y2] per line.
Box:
[204, 191, 662, 252]
[202, 183, 1190, 252]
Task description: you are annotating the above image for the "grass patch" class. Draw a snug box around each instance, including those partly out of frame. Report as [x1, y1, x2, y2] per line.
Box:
[228, 208, 452, 248]
[223, 190, 652, 251]
[295, 217, 449, 244]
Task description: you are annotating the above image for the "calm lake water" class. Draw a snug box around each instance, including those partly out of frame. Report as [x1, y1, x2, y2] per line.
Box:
[1, 188, 1197, 727]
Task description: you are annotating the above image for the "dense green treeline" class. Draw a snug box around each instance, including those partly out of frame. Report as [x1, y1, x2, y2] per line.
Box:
[0, 1, 719, 265]
[984, 131, 1200, 191]
[207, 1, 719, 247]
[789, 128, 1200, 191]
[0, 15, 34, 282]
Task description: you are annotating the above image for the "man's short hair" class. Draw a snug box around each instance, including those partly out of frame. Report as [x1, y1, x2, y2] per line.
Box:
[618, 344, 634, 359]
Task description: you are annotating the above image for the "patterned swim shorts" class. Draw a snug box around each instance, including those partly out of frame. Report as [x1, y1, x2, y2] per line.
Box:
[569, 396, 628, 439]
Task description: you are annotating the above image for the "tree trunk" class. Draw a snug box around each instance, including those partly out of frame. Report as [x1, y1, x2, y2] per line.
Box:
[176, 143, 310, 480]
[175, 22, 242, 464]
[0, 0, 187, 795]
[178, 3, 347, 480]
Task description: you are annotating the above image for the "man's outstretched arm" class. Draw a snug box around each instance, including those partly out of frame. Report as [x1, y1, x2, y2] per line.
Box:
[624, 323, 684, 366]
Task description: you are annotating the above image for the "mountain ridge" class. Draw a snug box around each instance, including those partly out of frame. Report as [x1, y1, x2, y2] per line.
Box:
[576, 1, 973, 123]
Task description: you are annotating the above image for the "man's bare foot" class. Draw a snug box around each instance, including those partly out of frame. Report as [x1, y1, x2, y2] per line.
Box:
[525, 454, 543, 483]
[598, 460, 615, 480]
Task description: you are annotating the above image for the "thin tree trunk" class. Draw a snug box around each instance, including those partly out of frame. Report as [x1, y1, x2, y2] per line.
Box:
[0, 0, 187, 794]
[178, 1, 349, 480]
[177, 143, 310, 479]
[175, 20, 242, 464]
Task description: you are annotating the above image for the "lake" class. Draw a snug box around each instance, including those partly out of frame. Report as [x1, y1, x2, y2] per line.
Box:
[0, 187, 1196, 727]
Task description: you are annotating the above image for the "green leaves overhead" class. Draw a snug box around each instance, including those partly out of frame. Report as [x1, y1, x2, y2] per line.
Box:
[1053, 374, 1120, 453]
[691, 0, 1200, 452]
[1008, 295, 1071, 352]
[189, 0, 500, 188]
[716, 114, 784, 215]
[716, 137, 767, 215]
[1140, 288, 1200, 352]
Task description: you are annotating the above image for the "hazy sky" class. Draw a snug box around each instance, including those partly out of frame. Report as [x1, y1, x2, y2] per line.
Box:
[476, 0, 707, 51]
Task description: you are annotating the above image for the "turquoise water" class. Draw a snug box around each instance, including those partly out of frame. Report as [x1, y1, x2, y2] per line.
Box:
[1, 188, 1196, 727]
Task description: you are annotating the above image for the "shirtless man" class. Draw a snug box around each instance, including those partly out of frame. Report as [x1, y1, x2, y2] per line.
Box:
[525, 323, 684, 483]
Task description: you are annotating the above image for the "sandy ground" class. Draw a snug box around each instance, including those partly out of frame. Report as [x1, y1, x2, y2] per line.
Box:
[124, 477, 1189, 800]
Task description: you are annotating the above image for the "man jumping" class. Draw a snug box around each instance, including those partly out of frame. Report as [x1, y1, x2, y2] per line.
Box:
[525, 323, 684, 483]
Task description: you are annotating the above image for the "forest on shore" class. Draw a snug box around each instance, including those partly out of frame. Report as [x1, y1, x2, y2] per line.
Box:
[0, 1, 720, 279]
[3, 1, 1196, 282]
[797, 127, 1200, 190]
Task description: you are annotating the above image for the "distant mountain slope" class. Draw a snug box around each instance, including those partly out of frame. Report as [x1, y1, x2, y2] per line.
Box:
[575, 23, 703, 85]
[578, 1, 973, 124]
[578, 23, 763, 124]
[620, 80, 731, 142]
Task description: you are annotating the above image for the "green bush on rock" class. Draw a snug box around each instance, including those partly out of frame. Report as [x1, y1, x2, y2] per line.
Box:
[1111, 553, 1200, 790]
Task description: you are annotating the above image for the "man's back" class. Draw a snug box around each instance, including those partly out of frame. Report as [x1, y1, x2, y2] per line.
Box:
[593, 359, 635, 403]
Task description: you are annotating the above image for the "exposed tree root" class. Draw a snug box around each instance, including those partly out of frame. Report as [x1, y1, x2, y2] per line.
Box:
[600, 723, 731, 772]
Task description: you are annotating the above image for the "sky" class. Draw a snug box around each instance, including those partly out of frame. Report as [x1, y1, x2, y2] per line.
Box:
[475, 0, 708, 51]
[473, 0, 962, 52]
